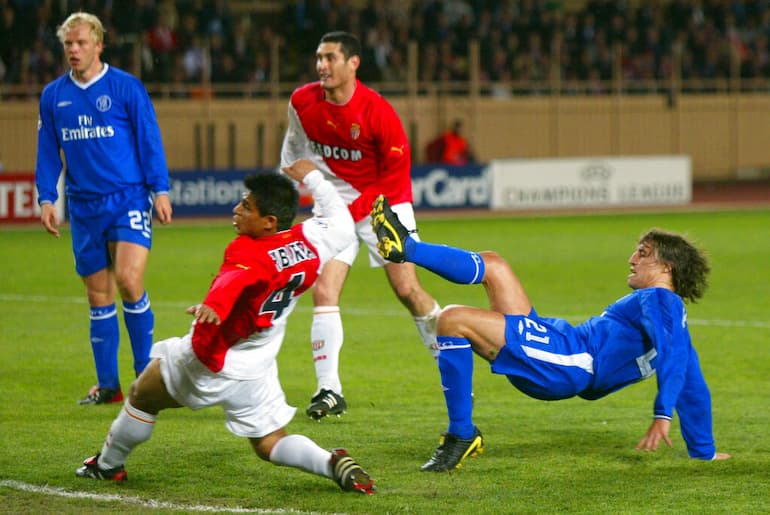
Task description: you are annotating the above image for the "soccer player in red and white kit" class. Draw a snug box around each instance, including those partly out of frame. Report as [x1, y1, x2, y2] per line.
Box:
[74, 160, 375, 494]
[281, 31, 441, 420]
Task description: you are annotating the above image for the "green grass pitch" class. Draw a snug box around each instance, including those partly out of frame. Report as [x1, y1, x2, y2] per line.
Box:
[1, 208, 769, 514]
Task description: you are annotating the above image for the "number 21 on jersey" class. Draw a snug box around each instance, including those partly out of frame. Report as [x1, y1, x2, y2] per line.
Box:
[520, 317, 551, 345]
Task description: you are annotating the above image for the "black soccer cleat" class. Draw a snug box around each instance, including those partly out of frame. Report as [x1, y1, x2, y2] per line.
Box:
[330, 448, 376, 495]
[306, 389, 347, 421]
[78, 386, 124, 405]
[370, 195, 415, 263]
[75, 454, 128, 482]
[420, 427, 484, 472]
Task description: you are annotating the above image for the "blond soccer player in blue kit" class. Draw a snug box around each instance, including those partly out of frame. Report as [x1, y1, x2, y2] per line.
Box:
[36, 12, 172, 404]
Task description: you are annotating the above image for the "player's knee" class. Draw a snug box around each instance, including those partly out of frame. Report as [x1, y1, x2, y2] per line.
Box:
[312, 282, 341, 305]
[127, 361, 165, 414]
[436, 305, 464, 335]
[479, 251, 512, 284]
[251, 430, 286, 462]
[390, 275, 426, 304]
[114, 273, 144, 300]
[127, 380, 152, 412]
[251, 439, 273, 461]
[479, 250, 503, 267]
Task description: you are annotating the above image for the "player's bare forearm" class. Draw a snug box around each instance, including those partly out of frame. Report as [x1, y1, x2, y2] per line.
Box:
[282, 159, 317, 182]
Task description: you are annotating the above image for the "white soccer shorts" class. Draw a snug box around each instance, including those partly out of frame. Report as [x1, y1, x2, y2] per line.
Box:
[151, 334, 297, 438]
[334, 201, 420, 267]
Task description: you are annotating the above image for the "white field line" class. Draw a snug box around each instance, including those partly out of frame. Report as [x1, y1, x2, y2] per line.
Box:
[0, 479, 343, 514]
[1, 293, 769, 329]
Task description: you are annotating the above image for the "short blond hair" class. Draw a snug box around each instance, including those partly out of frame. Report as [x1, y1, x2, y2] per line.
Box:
[57, 12, 104, 45]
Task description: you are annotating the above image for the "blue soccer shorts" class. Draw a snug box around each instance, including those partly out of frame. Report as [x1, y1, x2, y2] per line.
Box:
[491, 311, 594, 401]
[68, 186, 154, 277]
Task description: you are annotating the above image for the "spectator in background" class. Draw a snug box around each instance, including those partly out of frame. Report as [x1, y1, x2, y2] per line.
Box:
[182, 34, 207, 83]
[202, 0, 232, 39]
[380, 46, 408, 84]
[111, 0, 156, 36]
[211, 52, 241, 87]
[489, 68, 514, 98]
[176, 11, 201, 49]
[146, 6, 178, 82]
[1, 4, 24, 84]
[8, 0, 770, 95]
[247, 50, 269, 84]
[427, 119, 475, 165]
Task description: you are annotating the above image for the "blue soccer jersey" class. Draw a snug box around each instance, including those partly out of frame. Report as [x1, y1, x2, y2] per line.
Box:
[582, 287, 715, 458]
[35, 64, 169, 203]
[495, 288, 715, 459]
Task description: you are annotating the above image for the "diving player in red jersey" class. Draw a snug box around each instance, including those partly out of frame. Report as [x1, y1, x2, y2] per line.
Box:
[281, 31, 441, 420]
[74, 160, 375, 495]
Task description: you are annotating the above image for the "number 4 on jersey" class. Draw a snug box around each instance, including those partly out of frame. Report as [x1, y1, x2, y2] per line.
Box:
[261, 273, 305, 320]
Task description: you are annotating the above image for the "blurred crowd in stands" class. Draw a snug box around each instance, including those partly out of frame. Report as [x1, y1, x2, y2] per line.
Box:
[2, 0, 770, 98]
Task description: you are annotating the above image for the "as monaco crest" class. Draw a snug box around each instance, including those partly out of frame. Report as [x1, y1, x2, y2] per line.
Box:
[350, 123, 360, 140]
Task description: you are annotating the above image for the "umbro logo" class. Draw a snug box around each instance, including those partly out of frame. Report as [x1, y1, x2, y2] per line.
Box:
[57, 100, 73, 107]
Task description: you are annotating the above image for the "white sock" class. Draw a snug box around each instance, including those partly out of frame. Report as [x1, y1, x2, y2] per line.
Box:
[414, 301, 441, 360]
[97, 402, 157, 470]
[311, 306, 343, 395]
[269, 434, 332, 478]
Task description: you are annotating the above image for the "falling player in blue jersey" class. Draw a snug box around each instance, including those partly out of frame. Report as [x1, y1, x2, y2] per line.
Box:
[371, 195, 731, 471]
[35, 12, 173, 405]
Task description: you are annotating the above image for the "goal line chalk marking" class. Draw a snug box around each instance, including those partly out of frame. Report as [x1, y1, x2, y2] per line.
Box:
[0, 479, 338, 514]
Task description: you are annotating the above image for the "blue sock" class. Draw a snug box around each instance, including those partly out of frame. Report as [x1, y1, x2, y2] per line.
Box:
[406, 238, 485, 284]
[437, 336, 475, 439]
[123, 291, 154, 375]
[90, 304, 120, 389]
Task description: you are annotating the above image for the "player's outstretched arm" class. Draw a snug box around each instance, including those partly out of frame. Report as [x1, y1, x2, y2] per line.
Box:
[636, 418, 731, 460]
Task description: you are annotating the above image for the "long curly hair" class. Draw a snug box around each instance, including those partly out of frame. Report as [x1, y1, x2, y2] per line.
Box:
[641, 229, 710, 303]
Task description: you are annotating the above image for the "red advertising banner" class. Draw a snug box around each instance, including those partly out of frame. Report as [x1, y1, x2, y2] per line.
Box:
[0, 173, 41, 223]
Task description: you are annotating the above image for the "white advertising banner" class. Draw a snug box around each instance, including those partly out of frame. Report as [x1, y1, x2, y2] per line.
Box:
[490, 155, 691, 210]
